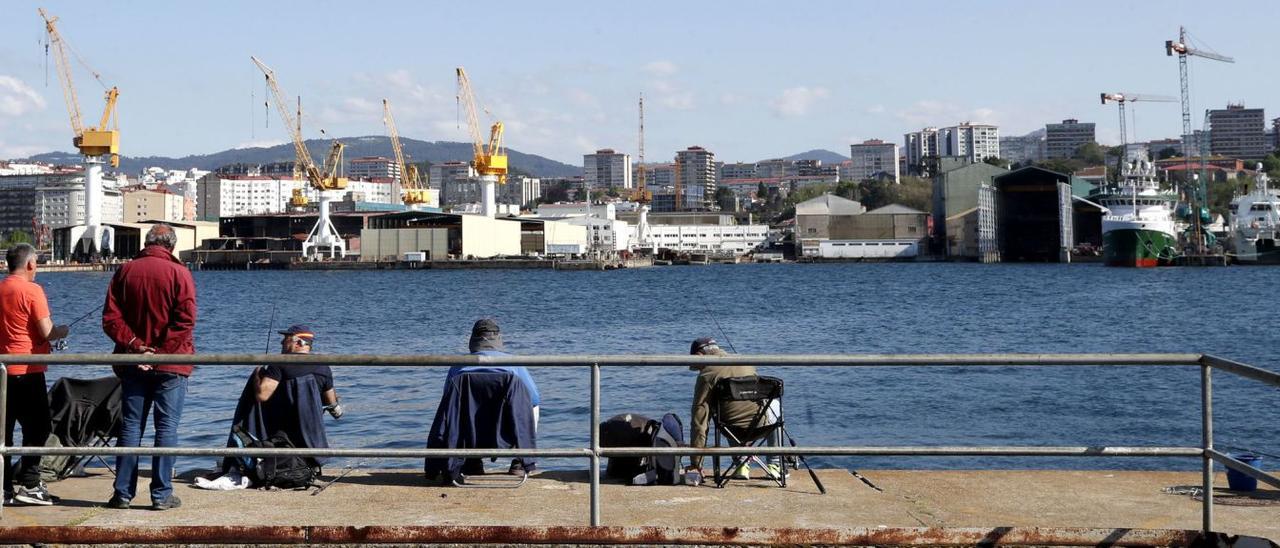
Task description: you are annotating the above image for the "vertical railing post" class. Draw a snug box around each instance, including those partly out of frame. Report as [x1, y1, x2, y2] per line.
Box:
[589, 361, 601, 526]
[1200, 361, 1213, 534]
[0, 362, 7, 520]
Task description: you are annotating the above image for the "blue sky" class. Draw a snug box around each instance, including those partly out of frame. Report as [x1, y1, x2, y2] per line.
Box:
[1, 0, 1275, 166]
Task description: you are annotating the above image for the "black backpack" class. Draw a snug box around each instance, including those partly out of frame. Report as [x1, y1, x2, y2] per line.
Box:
[230, 427, 316, 489]
[599, 413, 652, 480]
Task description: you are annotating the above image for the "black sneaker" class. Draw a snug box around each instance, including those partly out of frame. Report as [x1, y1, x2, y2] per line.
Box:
[508, 459, 538, 476]
[151, 495, 181, 511]
[3, 490, 13, 506]
[14, 484, 54, 506]
[106, 496, 130, 509]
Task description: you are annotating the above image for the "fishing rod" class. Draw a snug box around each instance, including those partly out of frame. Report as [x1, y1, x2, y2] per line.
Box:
[52, 304, 103, 351]
[312, 462, 361, 496]
[704, 309, 738, 353]
[264, 302, 278, 354]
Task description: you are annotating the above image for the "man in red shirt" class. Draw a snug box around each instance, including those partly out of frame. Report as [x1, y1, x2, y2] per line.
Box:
[0, 243, 68, 506]
[101, 224, 196, 511]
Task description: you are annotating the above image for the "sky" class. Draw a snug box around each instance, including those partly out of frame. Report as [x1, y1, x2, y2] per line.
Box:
[0, 1, 1276, 166]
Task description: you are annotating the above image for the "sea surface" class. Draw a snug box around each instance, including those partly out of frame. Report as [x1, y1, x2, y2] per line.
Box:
[31, 263, 1280, 472]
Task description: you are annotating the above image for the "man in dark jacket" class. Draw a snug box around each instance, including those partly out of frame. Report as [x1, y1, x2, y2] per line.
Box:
[101, 224, 196, 511]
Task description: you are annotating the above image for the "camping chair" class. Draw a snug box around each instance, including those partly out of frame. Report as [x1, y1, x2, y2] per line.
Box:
[42, 376, 122, 481]
[709, 375, 825, 493]
[424, 370, 536, 489]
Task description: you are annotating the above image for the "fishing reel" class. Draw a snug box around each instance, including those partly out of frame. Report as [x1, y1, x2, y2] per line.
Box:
[53, 339, 69, 352]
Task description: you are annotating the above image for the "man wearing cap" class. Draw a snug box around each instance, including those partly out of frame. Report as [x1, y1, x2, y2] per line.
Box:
[255, 325, 341, 415]
[442, 319, 540, 474]
[687, 337, 783, 482]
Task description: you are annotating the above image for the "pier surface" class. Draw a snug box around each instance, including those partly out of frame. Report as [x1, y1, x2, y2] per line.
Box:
[2, 468, 1276, 543]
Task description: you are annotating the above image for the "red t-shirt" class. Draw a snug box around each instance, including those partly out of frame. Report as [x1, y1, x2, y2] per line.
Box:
[0, 275, 52, 375]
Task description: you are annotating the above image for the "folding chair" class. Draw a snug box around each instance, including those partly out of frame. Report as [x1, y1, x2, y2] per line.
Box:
[424, 370, 536, 489]
[44, 377, 122, 480]
[709, 375, 825, 493]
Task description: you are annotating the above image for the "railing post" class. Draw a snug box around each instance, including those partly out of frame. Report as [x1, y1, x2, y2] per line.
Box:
[0, 362, 7, 520]
[1200, 361, 1213, 534]
[589, 361, 601, 526]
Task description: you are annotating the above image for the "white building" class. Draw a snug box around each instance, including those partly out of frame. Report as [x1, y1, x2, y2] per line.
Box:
[196, 175, 303, 220]
[1000, 131, 1046, 165]
[903, 128, 939, 174]
[536, 202, 616, 220]
[122, 188, 186, 223]
[342, 179, 398, 204]
[503, 175, 542, 207]
[647, 224, 768, 255]
[36, 179, 124, 229]
[941, 123, 1000, 162]
[583, 149, 632, 190]
[848, 139, 900, 182]
[348, 156, 401, 181]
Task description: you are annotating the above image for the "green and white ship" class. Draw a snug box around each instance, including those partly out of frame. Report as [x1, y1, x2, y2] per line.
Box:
[1093, 158, 1180, 267]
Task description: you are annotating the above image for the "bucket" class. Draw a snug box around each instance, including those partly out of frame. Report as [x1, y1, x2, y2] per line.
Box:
[1225, 454, 1262, 492]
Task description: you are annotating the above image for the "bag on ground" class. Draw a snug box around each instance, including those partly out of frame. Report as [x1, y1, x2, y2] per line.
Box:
[647, 413, 685, 485]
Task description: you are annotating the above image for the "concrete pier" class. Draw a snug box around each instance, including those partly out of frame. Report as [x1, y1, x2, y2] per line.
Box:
[2, 468, 1276, 543]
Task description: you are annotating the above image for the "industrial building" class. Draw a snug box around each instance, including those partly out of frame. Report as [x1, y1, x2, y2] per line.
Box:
[583, 149, 632, 190]
[359, 210, 587, 260]
[1044, 119, 1096, 159]
[51, 220, 216, 262]
[932, 161, 1007, 261]
[992, 166, 1075, 262]
[848, 140, 900, 182]
[795, 195, 927, 259]
[122, 187, 187, 223]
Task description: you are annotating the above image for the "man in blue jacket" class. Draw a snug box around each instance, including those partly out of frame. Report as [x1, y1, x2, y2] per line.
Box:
[444, 319, 540, 474]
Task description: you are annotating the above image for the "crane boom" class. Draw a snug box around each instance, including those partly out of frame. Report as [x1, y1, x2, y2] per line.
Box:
[383, 99, 431, 205]
[455, 67, 507, 183]
[40, 7, 120, 167]
[251, 56, 324, 189]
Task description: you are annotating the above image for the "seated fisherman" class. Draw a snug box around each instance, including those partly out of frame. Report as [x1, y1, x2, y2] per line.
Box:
[226, 325, 343, 475]
[686, 337, 783, 482]
[429, 319, 539, 477]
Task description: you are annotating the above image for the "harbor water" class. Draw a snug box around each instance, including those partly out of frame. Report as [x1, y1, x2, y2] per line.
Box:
[34, 263, 1280, 471]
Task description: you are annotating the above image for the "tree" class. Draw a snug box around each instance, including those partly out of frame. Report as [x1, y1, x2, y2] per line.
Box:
[833, 180, 859, 201]
[1261, 153, 1280, 179]
[1157, 147, 1180, 160]
[714, 187, 737, 212]
[2, 230, 32, 248]
[1073, 143, 1106, 166]
[982, 156, 1009, 169]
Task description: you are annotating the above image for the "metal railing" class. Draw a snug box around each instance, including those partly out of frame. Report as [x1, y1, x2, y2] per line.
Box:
[0, 352, 1277, 532]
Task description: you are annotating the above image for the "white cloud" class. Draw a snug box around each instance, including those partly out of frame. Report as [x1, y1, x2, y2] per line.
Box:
[651, 80, 695, 110]
[0, 76, 47, 118]
[0, 141, 52, 159]
[771, 86, 830, 117]
[865, 104, 886, 114]
[643, 60, 678, 76]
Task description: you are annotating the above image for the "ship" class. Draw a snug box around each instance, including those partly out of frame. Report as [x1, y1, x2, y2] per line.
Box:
[1093, 157, 1180, 267]
[1228, 164, 1280, 264]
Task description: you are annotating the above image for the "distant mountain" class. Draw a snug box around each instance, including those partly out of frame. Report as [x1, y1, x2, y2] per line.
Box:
[778, 149, 849, 164]
[24, 136, 581, 178]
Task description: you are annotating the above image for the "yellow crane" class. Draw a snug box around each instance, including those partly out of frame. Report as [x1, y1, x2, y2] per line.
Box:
[251, 55, 349, 259]
[455, 67, 507, 184]
[631, 94, 651, 203]
[39, 8, 120, 168]
[382, 99, 432, 205]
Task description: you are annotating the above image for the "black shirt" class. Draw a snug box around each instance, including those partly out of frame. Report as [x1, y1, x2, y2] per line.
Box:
[260, 364, 334, 392]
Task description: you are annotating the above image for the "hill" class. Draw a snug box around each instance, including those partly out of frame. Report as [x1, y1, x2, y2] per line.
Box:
[778, 149, 849, 164]
[25, 136, 581, 178]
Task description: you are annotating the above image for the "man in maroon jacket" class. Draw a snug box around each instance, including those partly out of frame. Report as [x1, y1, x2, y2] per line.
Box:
[101, 224, 196, 511]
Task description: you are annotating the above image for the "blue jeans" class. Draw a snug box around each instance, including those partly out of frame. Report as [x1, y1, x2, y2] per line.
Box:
[113, 372, 187, 503]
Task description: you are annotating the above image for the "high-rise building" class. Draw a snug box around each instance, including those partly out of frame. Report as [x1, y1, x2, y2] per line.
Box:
[347, 156, 401, 181]
[904, 128, 940, 175]
[942, 123, 1000, 163]
[1044, 119, 1096, 159]
[195, 174, 305, 220]
[848, 139, 900, 182]
[583, 149, 632, 189]
[1208, 104, 1268, 160]
[719, 162, 756, 180]
[429, 161, 478, 207]
[503, 175, 542, 207]
[675, 146, 716, 210]
[1000, 131, 1046, 165]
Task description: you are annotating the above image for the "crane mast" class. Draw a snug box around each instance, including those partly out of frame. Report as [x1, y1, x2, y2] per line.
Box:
[383, 99, 431, 205]
[456, 67, 507, 217]
[1165, 27, 1233, 254]
[251, 55, 348, 260]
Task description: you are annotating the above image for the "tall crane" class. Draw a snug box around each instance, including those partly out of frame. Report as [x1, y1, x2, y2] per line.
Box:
[1099, 93, 1176, 156]
[1165, 27, 1233, 254]
[456, 67, 506, 217]
[382, 99, 433, 206]
[631, 94, 653, 251]
[39, 7, 119, 260]
[251, 56, 349, 260]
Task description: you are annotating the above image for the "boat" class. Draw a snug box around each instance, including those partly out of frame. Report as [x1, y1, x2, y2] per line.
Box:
[1228, 164, 1280, 264]
[1093, 157, 1180, 267]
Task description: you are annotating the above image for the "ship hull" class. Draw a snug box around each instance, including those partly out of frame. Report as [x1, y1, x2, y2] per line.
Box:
[1103, 228, 1178, 267]
[1235, 238, 1280, 265]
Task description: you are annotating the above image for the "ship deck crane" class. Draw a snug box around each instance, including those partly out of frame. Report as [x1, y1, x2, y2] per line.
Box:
[251, 55, 349, 260]
[383, 99, 433, 206]
[456, 67, 506, 217]
[1165, 27, 1233, 253]
[39, 7, 119, 261]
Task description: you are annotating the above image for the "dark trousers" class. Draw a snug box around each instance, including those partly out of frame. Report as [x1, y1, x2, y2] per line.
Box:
[4, 373, 50, 492]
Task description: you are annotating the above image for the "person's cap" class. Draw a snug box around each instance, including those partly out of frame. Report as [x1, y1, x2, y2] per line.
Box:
[471, 319, 500, 337]
[690, 337, 719, 355]
[277, 325, 315, 339]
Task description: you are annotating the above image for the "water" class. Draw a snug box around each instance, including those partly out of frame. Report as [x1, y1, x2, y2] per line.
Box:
[33, 263, 1280, 472]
